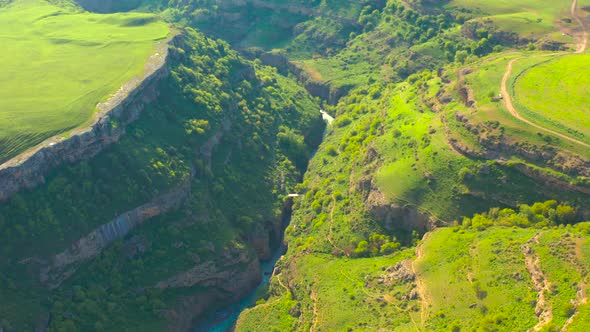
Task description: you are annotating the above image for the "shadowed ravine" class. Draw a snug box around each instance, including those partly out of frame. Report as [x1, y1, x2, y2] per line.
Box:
[194, 217, 289, 332]
[195, 110, 333, 331]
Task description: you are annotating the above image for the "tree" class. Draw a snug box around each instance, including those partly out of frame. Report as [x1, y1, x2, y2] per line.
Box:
[380, 241, 400, 255]
[353, 241, 369, 257]
[454, 50, 468, 64]
[184, 119, 210, 136]
[556, 205, 576, 224]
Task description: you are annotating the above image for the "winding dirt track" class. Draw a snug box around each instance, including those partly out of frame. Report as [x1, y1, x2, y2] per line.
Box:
[500, 0, 590, 149]
[412, 232, 431, 329]
[572, 0, 588, 53]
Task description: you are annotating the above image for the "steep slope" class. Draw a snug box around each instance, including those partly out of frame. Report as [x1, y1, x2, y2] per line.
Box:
[237, 203, 590, 331]
[0, 28, 324, 331]
[2, 0, 590, 330]
[234, 0, 590, 330]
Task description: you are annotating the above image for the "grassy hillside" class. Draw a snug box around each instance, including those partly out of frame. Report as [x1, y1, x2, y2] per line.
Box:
[444, 0, 585, 42]
[235, 67, 590, 329]
[238, 209, 590, 331]
[2, 0, 590, 330]
[0, 0, 169, 163]
[417, 223, 590, 331]
[235, 0, 590, 329]
[513, 54, 590, 144]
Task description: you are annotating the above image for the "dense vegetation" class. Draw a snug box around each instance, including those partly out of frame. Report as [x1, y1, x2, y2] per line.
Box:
[233, 0, 590, 330]
[237, 209, 590, 331]
[0, 26, 323, 330]
[2, 0, 590, 330]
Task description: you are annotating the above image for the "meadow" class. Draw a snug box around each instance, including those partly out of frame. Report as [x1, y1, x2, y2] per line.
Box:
[452, 52, 590, 160]
[513, 54, 590, 144]
[235, 251, 419, 332]
[443, 0, 588, 49]
[0, 0, 169, 163]
[236, 219, 590, 331]
[416, 224, 590, 331]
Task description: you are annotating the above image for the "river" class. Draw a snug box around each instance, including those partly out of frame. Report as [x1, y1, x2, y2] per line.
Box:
[193, 231, 288, 332]
[194, 109, 333, 332]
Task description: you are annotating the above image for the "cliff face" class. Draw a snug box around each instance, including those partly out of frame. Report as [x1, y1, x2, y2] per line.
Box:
[366, 189, 440, 233]
[247, 49, 352, 105]
[0, 27, 325, 331]
[161, 251, 262, 332]
[40, 179, 192, 289]
[0, 35, 177, 203]
[38, 111, 234, 288]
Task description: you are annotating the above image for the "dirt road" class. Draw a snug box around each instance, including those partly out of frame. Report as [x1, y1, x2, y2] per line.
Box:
[499, 0, 590, 149]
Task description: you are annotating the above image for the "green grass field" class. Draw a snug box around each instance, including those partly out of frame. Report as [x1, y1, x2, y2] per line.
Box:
[0, 0, 169, 163]
[445, 0, 587, 46]
[513, 54, 590, 144]
[415, 225, 590, 331]
[448, 0, 573, 17]
[452, 52, 590, 160]
[416, 227, 539, 330]
[237, 223, 590, 331]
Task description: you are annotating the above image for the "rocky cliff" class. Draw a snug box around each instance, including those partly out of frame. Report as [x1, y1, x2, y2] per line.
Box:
[245, 49, 352, 105]
[40, 179, 191, 289]
[0, 35, 177, 203]
[161, 249, 262, 331]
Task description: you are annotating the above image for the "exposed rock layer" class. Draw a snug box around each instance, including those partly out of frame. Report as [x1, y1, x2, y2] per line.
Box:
[40, 180, 192, 288]
[245, 49, 352, 105]
[0, 35, 178, 203]
[162, 251, 262, 332]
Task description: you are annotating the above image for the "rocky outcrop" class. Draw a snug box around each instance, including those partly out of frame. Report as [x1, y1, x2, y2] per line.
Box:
[366, 189, 440, 233]
[161, 249, 261, 332]
[156, 247, 259, 290]
[288, 62, 353, 105]
[217, 0, 361, 27]
[243, 49, 290, 75]
[161, 200, 295, 331]
[199, 117, 232, 171]
[0, 34, 178, 203]
[245, 49, 351, 105]
[250, 232, 273, 260]
[501, 161, 590, 195]
[40, 179, 191, 289]
[378, 260, 416, 286]
[39, 106, 238, 288]
[249, 218, 283, 260]
[454, 109, 590, 179]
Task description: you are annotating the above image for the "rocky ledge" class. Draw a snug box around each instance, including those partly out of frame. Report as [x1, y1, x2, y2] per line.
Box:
[161, 248, 262, 331]
[40, 179, 192, 289]
[0, 33, 179, 203]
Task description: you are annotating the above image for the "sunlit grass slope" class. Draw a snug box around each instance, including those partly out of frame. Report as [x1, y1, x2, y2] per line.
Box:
[513, 54, 590, 144]
[446, 0, 586, 44]
[0, 0, 168, 162]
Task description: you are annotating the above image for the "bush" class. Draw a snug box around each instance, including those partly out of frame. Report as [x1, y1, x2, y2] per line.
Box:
[326, 145, 339, 156]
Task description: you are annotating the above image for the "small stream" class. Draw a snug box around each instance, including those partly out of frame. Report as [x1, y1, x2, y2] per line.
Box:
[194, 110, 333, 332]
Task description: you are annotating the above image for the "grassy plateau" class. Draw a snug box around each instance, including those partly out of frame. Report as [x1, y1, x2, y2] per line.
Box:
[513, 54, 590, 144]
[0, 0, 169, 163]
